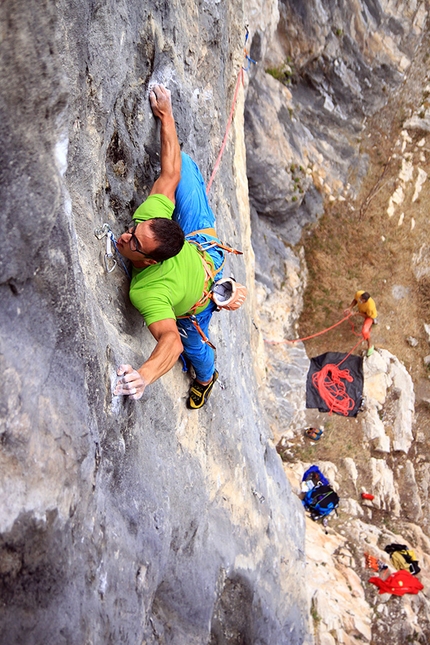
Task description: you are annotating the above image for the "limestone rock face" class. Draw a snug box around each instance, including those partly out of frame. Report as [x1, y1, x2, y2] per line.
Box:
[247, 2, 430, 643]
[284, 463, 430, 644]
[2, 0, 430, 644]
[0, 1, 310, 644]
[363, 349, 415, 454]
[245, 0, 427, 247]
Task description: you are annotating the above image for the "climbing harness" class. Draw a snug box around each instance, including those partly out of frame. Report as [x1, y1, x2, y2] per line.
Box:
[186, 234, 244, 311]
[94, 223, 131, 278]
[178, 314, 216, 350]
[177, 232, 247, 347]
[206, 27, 257, 194]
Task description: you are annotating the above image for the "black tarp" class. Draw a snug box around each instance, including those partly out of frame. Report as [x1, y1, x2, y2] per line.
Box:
[306, 351, 364, 417]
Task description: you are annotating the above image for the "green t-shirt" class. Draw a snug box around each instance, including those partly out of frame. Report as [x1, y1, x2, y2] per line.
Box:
[133, 194, 174, 222]
[129, 194, 211, 326]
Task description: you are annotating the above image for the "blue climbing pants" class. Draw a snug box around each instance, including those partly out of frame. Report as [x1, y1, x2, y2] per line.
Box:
[173, 153, 224, 382]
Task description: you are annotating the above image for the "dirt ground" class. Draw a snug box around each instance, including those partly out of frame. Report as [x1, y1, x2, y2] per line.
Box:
[287, 34, 430, 468]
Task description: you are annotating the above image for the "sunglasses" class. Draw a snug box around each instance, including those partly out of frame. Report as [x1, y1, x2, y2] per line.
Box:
[125, 223, 153, 259]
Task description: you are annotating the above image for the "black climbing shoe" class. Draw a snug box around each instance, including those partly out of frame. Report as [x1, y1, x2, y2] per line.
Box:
[187, 370, 218, 409]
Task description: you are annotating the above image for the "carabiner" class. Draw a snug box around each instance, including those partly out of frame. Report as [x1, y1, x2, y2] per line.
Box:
[94, 223, 111, 240]
[104, 233, 117, 273]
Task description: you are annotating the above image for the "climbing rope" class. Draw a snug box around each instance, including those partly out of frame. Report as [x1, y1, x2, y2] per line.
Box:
[206, 27, 256, 194]
[311, 338, 363, 416]
[264, 313, 356, 345]
[206, 69, 244, 194]
[265, 314, 367, 416]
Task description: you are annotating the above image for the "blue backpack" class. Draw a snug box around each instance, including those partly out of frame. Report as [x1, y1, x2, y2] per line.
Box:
[303, 484, 339, 520]
[302, 465, 330, 487]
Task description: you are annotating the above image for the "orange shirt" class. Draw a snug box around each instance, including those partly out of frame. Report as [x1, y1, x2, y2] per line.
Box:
[355, 290, 377, 319]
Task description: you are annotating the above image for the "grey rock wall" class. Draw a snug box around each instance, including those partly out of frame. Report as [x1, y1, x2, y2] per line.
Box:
[2, 0, 429, 643]
[0, 1, 310, 644]
[247, 4, 430, 642]
[245, 0, 427, 246]
[244, 0, 428, 437]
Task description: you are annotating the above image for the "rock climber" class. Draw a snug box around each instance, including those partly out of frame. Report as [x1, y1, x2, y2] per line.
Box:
[113, 84, 225, 409]
[344, 290, 378, 356]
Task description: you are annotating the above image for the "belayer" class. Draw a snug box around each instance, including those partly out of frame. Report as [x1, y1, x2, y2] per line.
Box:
[344, 290, 378, 357]
[114, 84, 245, 409]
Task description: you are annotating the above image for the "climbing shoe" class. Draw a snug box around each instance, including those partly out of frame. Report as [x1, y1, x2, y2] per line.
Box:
[305, 427, 323, 441]
[367, 345, 375, 357]
[187, 370, 218, 409]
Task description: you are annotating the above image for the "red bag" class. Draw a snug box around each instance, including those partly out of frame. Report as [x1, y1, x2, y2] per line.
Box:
[369, 570, 424, 596]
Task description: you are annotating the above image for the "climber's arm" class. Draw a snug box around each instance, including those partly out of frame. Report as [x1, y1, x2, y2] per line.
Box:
[114, 319, 183, 400]
[149, 85, 181, 203]
[344, 298, 358, 316]
[140, 319, 184, 383]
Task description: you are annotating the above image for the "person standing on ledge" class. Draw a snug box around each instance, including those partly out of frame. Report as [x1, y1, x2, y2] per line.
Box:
[113, 84, 225, 409]
[344, 290, 378, 356]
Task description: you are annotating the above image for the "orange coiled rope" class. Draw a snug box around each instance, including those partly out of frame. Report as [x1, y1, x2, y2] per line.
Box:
[311, 362, 355, 416]
[265, 314, 366, 416]
[310, 337, 364, 416]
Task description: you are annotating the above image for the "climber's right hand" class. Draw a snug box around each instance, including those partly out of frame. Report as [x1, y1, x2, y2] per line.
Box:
[149, 84, 173, 121]
[114, 364, 147, 400]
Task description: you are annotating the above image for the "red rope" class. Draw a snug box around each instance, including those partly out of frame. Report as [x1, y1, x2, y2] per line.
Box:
[336, 338, 364, 366]
[312, 364, 355, 416]
[311, 337, 363, 415]
[265, 313, 356, 345]
[265, 314, 367, 416]
[206, 67, 244, 194]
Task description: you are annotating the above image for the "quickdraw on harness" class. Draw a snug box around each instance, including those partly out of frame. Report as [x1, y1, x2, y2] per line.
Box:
[94, 223, 131, 278]
[177, 230, 246, 349]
